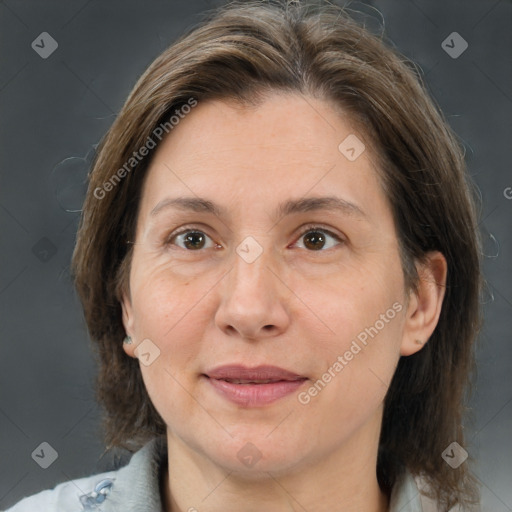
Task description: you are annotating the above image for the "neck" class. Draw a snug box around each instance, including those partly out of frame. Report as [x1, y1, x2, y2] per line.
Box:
[161, 413, 389, 512]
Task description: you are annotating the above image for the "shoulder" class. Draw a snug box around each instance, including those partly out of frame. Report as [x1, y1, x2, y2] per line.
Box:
[389, 469, 425, 511]
[391, 470, 470, 512]
[4, 437, 167, 512]
[4, 471, 117, 512]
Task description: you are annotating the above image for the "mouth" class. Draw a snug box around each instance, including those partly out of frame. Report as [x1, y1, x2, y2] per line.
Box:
[203, 365, 308, 407]
[215, 378, 300, 384]
[204, 364, 307, 381]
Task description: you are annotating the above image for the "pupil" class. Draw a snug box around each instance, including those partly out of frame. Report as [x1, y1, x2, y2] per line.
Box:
[304, 231, 325, 250]
[184, 232, 205, 250]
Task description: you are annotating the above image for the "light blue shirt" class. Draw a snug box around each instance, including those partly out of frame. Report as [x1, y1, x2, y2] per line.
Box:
[5, 437, 425, 511]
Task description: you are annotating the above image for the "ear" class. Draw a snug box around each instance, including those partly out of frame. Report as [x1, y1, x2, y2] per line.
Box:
[400, 251, 448, 356]
[121, 292, 137, 358]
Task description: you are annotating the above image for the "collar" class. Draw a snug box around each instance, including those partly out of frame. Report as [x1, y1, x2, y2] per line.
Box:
[101, 436, 167, 512]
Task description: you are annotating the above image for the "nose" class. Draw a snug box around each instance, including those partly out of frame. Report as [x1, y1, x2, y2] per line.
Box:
[214, 241, 291, 341]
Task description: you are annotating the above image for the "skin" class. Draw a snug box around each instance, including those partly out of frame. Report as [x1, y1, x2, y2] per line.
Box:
[121, 92, 447, 512]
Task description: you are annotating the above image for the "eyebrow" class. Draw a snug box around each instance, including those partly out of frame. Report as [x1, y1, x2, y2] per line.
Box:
[150, 195, 367, 221]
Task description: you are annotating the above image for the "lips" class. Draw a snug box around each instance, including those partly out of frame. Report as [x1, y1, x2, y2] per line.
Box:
[203, 365, 308, 407]
[205, 364, 306, 382]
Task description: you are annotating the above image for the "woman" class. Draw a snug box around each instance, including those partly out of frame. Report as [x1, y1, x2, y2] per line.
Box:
[7, 1, 482, 511]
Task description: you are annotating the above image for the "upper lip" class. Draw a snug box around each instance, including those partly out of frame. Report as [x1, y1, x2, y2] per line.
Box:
[204, 365, 306, 382]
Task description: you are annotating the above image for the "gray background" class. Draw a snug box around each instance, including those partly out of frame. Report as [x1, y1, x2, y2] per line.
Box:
[0, 0, 511, 510]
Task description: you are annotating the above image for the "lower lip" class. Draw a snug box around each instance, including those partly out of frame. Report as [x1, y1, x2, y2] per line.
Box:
[205, 376, 307, 407]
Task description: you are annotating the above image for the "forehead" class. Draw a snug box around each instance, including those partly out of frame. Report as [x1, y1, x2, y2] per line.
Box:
[138, 93, 389, 224]
[149, 93, 365, 169]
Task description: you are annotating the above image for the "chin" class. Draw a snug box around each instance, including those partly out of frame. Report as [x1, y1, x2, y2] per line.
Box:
[201, 434, 310, 478]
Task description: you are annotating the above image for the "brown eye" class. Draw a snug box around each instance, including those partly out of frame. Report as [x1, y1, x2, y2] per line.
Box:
[294, 227, 343, 251]
[168, 230, 216, 250]
[303, 231, 327, 250]
[182, 232, 206, 250]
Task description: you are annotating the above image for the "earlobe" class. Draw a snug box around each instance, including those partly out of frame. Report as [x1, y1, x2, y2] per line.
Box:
[400, 251, 448, 356]
[120, 294, 137, 358]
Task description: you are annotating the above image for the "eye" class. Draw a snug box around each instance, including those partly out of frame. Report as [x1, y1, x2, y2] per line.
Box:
[165, 225, 344, 252]
[166, 228, 219, 251]
[292, 225, 344, 251]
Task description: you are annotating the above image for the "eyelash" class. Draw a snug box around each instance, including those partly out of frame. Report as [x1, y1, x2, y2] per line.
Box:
[164, 224, 345, 252]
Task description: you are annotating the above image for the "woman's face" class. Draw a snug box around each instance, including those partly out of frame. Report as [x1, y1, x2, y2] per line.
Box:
[121, 93, 426, 476]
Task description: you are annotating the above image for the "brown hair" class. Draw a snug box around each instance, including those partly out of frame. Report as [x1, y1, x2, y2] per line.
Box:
[72, 1, 482, 509]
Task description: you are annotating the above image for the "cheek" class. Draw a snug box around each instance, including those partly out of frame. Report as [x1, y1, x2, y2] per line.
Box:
[131, 271, 212, 418]
[297, 305, 403, 444]
[293, 256, 405, 409]
[129, 265, 207, 363]
[130, 250, 202, 328]
[292, 253, 405, 344]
